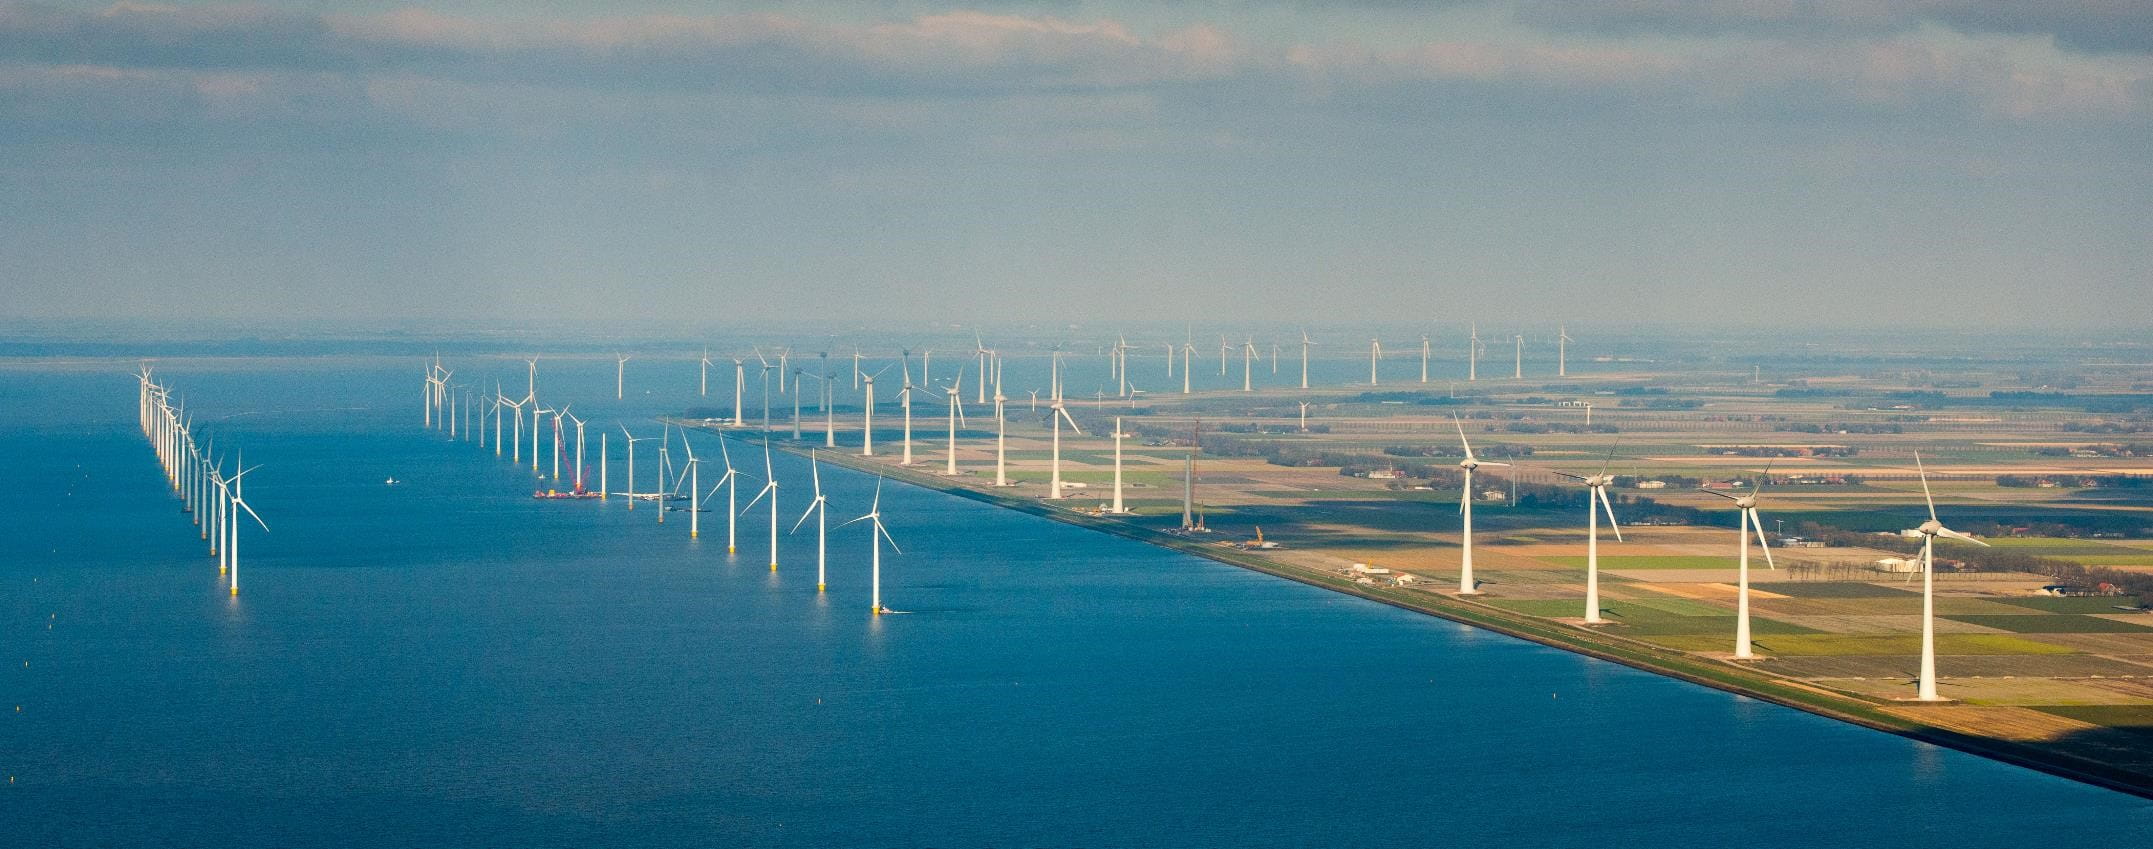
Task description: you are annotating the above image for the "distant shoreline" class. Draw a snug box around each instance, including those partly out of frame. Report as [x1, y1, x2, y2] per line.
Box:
[706, 424, 2153, 802]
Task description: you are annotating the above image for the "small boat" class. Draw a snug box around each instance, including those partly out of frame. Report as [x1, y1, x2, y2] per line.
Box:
[385, 477, 401, 485]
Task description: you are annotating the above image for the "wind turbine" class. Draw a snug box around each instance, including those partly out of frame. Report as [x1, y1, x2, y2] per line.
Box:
[1702, 468, 1775, 659]
[1453, 415, 1510, 596]
[840, 478, 900, 615]
[1046, 398, 1083, 500]
[701, 436, 743, 553]
[615, 353, 631, 399]
[1468, 325, 1481, 381]
[1368, 338, 1383, 385]
[1910, 452, 1989, 701]
[565, 410, 587, 493]
[1558, 325, 1572, 377]
[992, 385, 1013, 487]
[732, 356, 747, 428]
[756, 348, 774, 428]
[1180, 341, 1196, 394]
[973, 333, 991, 405]
[1513, 335, 1523, 379]
[941, 367, 969, 476]
[741, 439, 781, 571]
[683, 433, 703, 538]
[1299, 330, 1315, 390]
[529, 403, 548, 473]
[1298, 401, 1310, 432]
[1552, 447, 1622, 624]
[860, 364, 893, 456]
[897, 357, 918, 466]
[1421, 335, 1431, 384]
[700, 348, 714, 396]
[1240, 338, 1259, 392]
[1218, 335, 1230, 378]
[791, 451, 830, 592]
[1107, 417, 1133, 514]
[618, 426, 654, 510]
[224, 458, 267, 597]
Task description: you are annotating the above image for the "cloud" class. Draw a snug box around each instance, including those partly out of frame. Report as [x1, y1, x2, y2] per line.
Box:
[1520, 0, 2153, 55]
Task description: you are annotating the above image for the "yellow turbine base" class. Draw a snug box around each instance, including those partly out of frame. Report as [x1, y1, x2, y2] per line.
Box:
[230, 587, 238, 596]
[817, 584, 826, 592]
[728, 547, 736, 553]
[769, 563, 778, 571]
[872, 606, 884, 615]
[691, 531, 698, 538]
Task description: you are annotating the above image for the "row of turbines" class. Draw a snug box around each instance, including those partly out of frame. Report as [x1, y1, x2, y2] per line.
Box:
[422, 334, 1978, 701]
[554, 323, 1582, 413]
[1423, 416, 1982, 702]
[423, 357, 904, 614]
[136, 368, 267, 596]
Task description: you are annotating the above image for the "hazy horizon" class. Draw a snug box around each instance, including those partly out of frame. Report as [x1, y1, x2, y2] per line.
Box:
[3, 1, 2148, 327]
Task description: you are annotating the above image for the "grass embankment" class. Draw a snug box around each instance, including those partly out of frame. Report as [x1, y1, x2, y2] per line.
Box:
[727, 429, 2153, 800]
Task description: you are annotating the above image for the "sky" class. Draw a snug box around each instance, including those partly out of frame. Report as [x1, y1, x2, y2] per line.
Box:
[1, 1, 2149, 329]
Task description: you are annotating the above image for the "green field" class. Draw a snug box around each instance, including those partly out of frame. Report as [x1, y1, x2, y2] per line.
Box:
[1944, 614, 2153, 634]
[1767, 582, 1919, 599]
[1996, 596, 2150, 614]
[1644, 633, 2077, 656]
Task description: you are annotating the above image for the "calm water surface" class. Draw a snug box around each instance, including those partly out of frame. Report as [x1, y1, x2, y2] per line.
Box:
[3, 358, 2150, 847]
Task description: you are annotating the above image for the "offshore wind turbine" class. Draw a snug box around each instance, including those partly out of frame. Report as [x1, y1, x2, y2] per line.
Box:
[1703, 469, 1775, 659]
[529, 404, 551, 474]
[791, 451, 830, 592]
[615, 353, 630, 399]
[700, 348, 714, 396]
[224, 459, 267, 597]
[1553, 447, 1623, 624]
[756, 349, 774, 428]
[1453, 416, 1509, 596]
[618, 426, 653, 510]
[1558, 325, 1572, 377]
[740, 439, 780, 570]
[1218, 335, 1230, 377]
[840, 477, 899, 614]
[1240, 338, 1259, 392]
[1910, 452, 1989, 701]
[702, 436, 743, 553]
[681, 432, 706, 537]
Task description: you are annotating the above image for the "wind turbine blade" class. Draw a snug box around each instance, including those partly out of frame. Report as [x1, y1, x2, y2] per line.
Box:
[1700, 488, 1741, 501]
[1939, 527, 1991, 547]
[791, 501, 819, 533]
[1749, 510, 1775, 569]
[839, 514, 873, 528]
[1479, 461, 1511, 468]
[235, 498, 268, 532]
[1599, 488, 1622, 542]
[1551, 471, 1586, 481]
[742, 484, 773, 512]
[871, 477, 883, 512]
[1452, 414, 1476, 461]
[810, 453, 822, 493]
[1914, 451, 1938, 523]
[876, 519, 901, 555]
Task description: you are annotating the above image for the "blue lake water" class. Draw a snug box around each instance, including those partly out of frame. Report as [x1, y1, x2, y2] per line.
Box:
[4, 357, 2151, 847]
